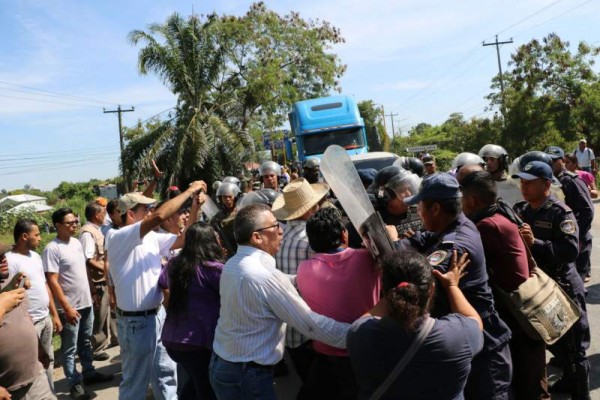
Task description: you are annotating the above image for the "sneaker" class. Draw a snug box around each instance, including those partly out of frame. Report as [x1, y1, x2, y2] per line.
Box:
[93, 352, 110, 361]
[83, 371, 114, 385]
[70, 384, 91, 400]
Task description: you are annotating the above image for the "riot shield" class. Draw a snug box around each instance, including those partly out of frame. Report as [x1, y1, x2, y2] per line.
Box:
[321, 145, 394, 259]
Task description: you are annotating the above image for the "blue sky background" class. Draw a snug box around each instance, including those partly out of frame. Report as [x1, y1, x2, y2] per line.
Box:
[1, 0, 599, 190]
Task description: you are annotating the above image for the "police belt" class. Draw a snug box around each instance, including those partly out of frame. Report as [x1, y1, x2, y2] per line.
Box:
[115, 307, 159, 317]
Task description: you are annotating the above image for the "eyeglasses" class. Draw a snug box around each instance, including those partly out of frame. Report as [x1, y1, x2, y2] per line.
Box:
[61, 221, 79, 226]
[254, 223, 279, 233]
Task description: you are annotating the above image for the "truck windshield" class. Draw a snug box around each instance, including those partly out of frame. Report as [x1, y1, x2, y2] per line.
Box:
[301, 127, 365, 156]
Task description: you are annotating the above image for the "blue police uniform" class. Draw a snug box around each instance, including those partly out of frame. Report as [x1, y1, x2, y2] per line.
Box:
[403, 213, 512, 400]
[557, 167, 595, 280]
[513, 196, 590, 396]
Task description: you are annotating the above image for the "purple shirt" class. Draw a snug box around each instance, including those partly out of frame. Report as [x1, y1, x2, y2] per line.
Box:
[158, 259, 223, 350]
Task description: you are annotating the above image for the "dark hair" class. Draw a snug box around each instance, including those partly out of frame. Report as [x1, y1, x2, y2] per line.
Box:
[107, 199, 119, 215]
[85, 201, 104, 221]
[306, 208, 345, 252]
[234, 203, 270, 244]
[52, 208, 73, 227]
[13, 219, 38, 243]
[422, 197, 461, 217]
[380, 251, 434, 331]
[168, 222, 224, 314]
[565, 154, 578, 165]
[460, 171, 497, 206]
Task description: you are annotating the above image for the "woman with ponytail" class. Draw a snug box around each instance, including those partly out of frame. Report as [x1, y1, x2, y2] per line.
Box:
[158, 222, 225, 400]
[347, 251, 483, 400]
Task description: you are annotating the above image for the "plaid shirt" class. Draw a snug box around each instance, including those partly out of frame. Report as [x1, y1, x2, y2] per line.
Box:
[275, 220, 314, 348]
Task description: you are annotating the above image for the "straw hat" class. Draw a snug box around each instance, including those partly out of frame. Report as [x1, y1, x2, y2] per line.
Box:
[272, 178, 329, 221]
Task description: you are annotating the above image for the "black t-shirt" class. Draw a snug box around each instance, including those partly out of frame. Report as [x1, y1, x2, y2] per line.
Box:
[347, 314, 483, 400]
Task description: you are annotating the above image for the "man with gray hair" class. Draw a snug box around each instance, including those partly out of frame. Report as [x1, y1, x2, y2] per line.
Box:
[210, 203, 350, 400]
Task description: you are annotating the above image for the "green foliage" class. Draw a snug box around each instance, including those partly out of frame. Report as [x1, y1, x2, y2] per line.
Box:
[357, 100, 390, 151]
[124, 3, 345, 190]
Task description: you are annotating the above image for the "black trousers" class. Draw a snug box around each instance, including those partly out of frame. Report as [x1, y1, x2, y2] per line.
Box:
[298, 353, 358, 400]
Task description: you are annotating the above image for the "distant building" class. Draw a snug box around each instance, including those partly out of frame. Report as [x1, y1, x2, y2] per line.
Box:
[0, 194, 52, 214]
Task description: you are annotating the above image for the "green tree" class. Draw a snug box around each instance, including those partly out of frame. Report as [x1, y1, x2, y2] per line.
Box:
[357, 100, 389, 151]
[125, 4, 345, 190]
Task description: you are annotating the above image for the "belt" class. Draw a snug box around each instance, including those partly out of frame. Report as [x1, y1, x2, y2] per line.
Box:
[115, 307, 158, 317]
[215, 355, 273, 370]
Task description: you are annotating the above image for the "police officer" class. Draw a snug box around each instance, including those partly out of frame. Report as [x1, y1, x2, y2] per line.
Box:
[545, 146, 595, 282]
[479, 144, 509, 181]
[259, 161, 282, 191]
[399, 173, 512, 400]
[513, 161, 591, 399]
[452, 152, 487, 183]
[421, 153, 437, 176]
[347, 166, 422, 248]
[393, 156, 425, 177]
[303, 157, 321, 184]
[237, 188, 280, 210]
[211, 182, 241, 257]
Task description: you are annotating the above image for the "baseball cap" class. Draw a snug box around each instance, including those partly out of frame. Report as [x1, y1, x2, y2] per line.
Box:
[117, 192, 156, 214]
[580, 138, 587, 143]
[94, 197, 108, 207]
[544, 146, 565, 160]
[512, 161, 561, 186]
[404, 173, 461, 206]
[422, 154, 435, 165]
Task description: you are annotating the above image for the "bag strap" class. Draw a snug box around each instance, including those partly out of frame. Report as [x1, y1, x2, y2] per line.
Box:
[369, 316, 435, 400]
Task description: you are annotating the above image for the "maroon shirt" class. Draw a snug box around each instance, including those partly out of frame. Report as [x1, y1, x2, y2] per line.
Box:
[476, 213, 530, 292]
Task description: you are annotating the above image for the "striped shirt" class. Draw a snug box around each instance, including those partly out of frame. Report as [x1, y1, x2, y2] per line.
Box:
[213, 245, 349, 366]
[275, 220, 314, 348]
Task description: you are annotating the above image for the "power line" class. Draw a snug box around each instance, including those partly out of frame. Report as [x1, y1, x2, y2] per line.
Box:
[496, 0, 566, 36]
[125, 107, 175, 130]
[0, 149, 119, 163]
[0, 154, 118, 170]
[512, 0, 595, 39]
[0, 80, 120, 106]
[0, 145, 119, 158]
[0, 93, 101, 108]
[0, 158, 119, 177]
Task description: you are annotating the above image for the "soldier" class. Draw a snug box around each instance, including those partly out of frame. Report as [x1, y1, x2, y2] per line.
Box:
[211, 182, 241, 258]
[303, 157, 321, 184]
[259, 161, 282, 191]
[399, 173, 512, 400]
[545, 146, 595, 283]
[513, 161, 591, 399]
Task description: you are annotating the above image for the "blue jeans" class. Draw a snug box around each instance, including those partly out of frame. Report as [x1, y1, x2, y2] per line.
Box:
[116, 307, 177, 400]
[209, 353, 276, 400]
[59, 306, 95, 388]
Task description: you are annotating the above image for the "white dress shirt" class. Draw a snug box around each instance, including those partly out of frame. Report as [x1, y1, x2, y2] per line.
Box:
[213, 245, 349, 365]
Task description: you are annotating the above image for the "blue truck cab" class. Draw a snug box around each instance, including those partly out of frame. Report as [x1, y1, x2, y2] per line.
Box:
[288, 95, 368, 162]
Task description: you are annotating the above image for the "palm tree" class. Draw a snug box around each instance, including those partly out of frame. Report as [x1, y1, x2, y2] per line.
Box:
[124, 13, 253, 193]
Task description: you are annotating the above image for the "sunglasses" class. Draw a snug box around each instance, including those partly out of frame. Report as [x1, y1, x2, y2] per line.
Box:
[254, 223, 279, 233]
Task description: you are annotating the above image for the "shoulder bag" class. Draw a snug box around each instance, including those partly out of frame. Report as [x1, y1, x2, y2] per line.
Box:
[369, 316, 435, 400]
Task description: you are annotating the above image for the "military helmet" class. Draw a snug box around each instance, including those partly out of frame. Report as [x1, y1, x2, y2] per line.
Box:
[451, 152, 486, 170]
[393, 157, 425, 177]
[303, 157, 320, 169]
[211, 180, 222, 192]
[371, 166, 422, 202]
[259, 161, 282, 176]
[237, 189, 281, 210]
[216, 182, 241, 197]
[479, 144, 509, 171]
[222, 176, 241, 188]
[518, 151, 553, 171]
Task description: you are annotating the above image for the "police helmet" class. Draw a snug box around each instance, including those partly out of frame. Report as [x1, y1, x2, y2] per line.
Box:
[216, 182, 241, 198]
[370, 166, 422, 203]
[237, 189, 281, 210]
[451, 152, 486, 170]
[211, 180, 222, 192]
[479, 144, 509, 169]
[393, 157, 425, 177]
[518, 151, 553, 171]
[508, 157, 521, 177]
[259, 161, 282, 176]
[303, 157, 320, 169]
[222, 176, 241, 188]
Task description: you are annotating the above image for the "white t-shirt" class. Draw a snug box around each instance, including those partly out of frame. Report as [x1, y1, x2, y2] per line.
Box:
[42, 238, 92, 311]
[6, 250, 49, 322]
[105, 222, 177, 312]
[574, 148, 595, 168]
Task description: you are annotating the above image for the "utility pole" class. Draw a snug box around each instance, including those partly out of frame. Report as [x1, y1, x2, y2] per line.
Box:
[386, 112, 399, 137]
[104, 105, 134, 192]
[483, 35, 513, 114]
[380, 104, 387, 133]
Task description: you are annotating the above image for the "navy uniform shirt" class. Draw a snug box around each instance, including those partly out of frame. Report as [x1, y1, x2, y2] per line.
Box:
[557, 168, 594, 238]
[403, 213, 511, 351]
[513, 196, 579, 280]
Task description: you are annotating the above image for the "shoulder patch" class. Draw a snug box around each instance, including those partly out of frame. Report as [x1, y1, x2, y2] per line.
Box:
[427, 250, 448, 266]
[560, 220, 576, 235]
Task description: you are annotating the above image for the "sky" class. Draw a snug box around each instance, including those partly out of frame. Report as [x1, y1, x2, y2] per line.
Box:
[1, 0, 599, 191]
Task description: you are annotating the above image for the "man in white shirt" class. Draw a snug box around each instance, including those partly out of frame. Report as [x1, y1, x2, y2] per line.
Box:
[210, 203, 350, 400]
[43, 208, 113, 400]
[105, 181, 206, 400]
[7, 219, 61, 391]
[574, 139, 596, 174]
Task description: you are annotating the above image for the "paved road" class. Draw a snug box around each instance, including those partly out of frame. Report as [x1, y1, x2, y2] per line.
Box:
[54, 204, 600, 399]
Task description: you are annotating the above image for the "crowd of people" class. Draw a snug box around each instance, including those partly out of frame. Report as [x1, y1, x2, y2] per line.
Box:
[0, 139, 596, 400]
